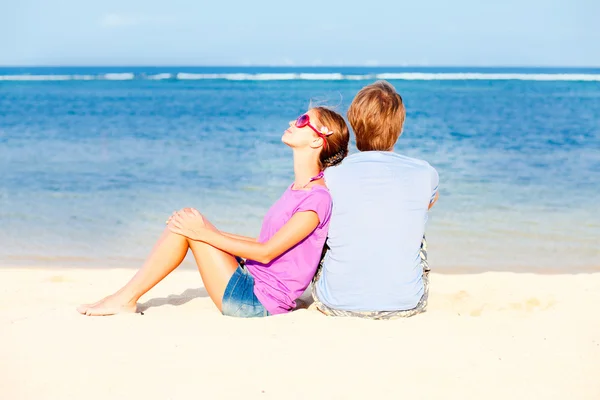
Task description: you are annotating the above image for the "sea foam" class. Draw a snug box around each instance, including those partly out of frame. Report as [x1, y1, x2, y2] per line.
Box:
[1, 72, 599, 82]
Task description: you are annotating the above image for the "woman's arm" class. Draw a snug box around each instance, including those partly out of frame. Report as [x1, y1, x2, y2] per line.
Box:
[221, 232, 258, 243]
[166, 208, 257, 242]
[170, 211, 320, 264]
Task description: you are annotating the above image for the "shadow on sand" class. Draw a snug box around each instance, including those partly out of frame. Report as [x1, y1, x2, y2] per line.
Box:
[138, 288, 209, 312]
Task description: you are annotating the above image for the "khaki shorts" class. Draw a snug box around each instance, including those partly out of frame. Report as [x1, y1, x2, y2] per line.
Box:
[311, 237, 430, 320]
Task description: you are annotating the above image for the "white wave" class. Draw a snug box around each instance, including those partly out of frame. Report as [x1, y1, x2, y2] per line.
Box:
[375, 73, 600, 81]
[193, 72, 600, 82]
[1, 72, 599, 82]
[226, 73, 297, 80]
[0, 75, 72, 81]
[221, 73, 255, 81]
[73, 75, 96, 80]
[345, 74, 373, 80]
[147, 73, 172, 80]
[103, 73, 135, 80]
[176, 73, 220, 80]
[173, 72, 600, 82]
[0, 74, 96, 81]
[176, 73, 299, 81]
[298, 73, 344, 80]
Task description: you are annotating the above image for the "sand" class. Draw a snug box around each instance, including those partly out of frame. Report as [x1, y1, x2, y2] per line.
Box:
[1, 266, 599, 400]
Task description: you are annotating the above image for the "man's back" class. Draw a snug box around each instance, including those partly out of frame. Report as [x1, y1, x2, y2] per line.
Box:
[316, 151, 438, 311]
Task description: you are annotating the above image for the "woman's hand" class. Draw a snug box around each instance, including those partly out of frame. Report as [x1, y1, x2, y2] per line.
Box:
[166, 208, 207, 241]
[165, 208, 201, 226]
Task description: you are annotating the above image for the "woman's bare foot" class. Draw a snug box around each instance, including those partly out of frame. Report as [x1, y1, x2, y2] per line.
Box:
[77, 294, 138, 316]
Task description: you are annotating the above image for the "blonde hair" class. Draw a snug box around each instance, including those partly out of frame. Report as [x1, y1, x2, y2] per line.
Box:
[347, 80, 406, 151]
[312, 107, 349, 169]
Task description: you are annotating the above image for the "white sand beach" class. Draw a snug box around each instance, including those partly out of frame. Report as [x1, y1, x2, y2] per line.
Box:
[1, 266, 599, 400]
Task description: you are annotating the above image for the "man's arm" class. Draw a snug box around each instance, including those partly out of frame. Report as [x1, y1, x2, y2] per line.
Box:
[428, 191, 439, 210]
[428, 166, 439, 210]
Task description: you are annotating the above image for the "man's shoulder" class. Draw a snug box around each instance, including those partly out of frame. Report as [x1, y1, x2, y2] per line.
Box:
[326, 152, 435, 177]
[388, 152, 434, 170]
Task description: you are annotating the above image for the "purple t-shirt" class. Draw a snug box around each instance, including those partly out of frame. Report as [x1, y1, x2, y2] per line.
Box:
[245, 184, 332, 315]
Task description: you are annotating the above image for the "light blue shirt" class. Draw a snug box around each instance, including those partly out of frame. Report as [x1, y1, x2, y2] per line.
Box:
[316, 151, 439, 311]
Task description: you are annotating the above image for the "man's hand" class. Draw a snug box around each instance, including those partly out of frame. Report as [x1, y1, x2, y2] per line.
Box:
[428, 192, 439, 210]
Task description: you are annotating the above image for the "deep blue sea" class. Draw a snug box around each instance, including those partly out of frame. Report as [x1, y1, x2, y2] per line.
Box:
[1, 67, 599, 271]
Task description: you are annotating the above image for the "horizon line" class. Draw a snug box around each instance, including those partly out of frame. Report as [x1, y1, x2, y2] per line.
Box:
[1, 64, 599, 69]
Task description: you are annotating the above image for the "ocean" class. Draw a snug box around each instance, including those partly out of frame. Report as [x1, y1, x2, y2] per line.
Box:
[0, 66, 599, 271]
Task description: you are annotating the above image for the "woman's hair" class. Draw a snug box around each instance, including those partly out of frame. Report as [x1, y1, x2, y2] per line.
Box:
[312, 107, 350, 170]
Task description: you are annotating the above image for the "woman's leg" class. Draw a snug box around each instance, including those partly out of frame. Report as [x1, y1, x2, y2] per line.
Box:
[77, 218, 239, 316]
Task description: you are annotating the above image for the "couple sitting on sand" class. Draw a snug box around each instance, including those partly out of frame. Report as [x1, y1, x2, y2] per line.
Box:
[78, 80, 439, 319]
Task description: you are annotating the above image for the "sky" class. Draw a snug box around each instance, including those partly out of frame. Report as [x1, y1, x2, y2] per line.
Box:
[0, 0, 599, 66]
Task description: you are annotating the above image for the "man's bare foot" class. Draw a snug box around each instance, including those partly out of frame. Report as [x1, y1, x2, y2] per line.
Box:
[77, 294, 138, 316]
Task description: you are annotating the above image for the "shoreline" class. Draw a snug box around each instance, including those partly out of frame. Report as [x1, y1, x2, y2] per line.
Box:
[2, 258, 599, 275]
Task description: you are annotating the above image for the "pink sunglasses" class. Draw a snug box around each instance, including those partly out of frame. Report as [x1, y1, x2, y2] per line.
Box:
[295, 114, 333, 149]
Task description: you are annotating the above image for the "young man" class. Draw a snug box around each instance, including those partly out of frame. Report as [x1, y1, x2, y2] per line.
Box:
[312, 81, 439, 319]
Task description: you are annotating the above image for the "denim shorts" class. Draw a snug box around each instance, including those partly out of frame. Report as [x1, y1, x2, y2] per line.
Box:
[221, 266, 270, 318]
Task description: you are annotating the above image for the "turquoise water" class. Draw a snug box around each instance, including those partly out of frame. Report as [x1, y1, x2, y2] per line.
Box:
[1, 67, 599, 271]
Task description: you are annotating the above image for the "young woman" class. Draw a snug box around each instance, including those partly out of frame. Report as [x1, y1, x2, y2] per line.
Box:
[77, 107, 349, 318]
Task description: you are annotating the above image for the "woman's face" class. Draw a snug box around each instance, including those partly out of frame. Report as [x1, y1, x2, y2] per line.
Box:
[282, 109, 324, 150]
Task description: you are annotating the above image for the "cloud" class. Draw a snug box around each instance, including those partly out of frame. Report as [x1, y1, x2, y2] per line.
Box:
[99, 14, 175, 28]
